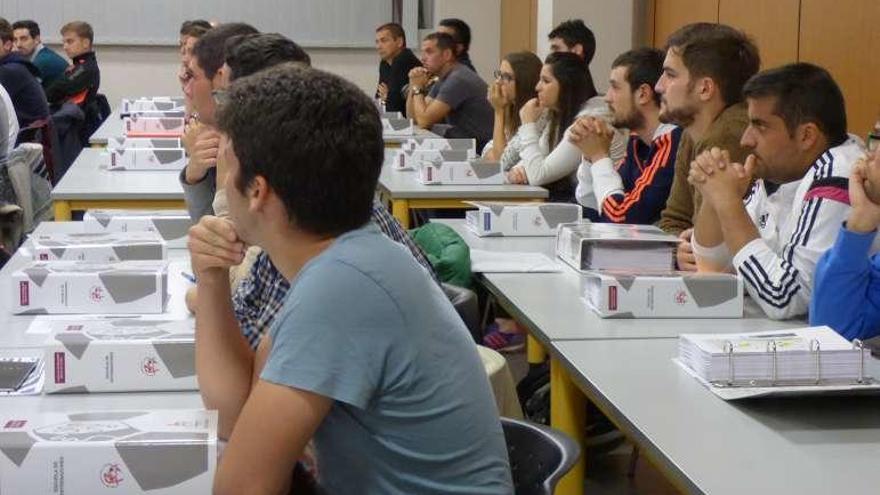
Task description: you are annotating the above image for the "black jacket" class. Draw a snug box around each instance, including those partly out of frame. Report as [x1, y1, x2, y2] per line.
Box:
[377, 48, 421, 114]
[0, 53, 50, 129]
[46, 51, 101, 107]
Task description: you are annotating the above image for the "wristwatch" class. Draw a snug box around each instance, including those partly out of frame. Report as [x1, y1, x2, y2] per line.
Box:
[411, 86, 424, 96]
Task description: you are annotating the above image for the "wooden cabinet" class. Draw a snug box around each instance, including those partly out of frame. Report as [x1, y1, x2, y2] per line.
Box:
[718, 0, 798, 70]
[500, 0, 537, 55]
[800, 0, 880, 136]
[652, 0, 718, 47]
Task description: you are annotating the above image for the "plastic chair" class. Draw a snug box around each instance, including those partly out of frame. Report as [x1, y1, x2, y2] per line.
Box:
[501, 417, 581, 495]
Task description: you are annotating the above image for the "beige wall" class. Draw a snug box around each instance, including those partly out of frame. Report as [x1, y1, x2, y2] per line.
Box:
[535, 0, 636, 93]
[433, 0, 501, 81]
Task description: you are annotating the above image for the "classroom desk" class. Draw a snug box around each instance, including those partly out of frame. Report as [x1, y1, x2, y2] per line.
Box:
[438, 218, 803, 495]
[379, 157, 548, 229]
[88, 109, 123, 147]
[553, 338, 880, 495]
[51, 148, 186, 220]
[0, 223, 202, 414]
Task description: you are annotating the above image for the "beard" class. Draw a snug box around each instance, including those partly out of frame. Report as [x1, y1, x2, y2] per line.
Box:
[611, 106, 645, 130]
[659, 99, 698, 128]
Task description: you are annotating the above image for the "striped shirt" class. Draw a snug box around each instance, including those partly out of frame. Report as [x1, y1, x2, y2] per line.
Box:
[697, 138, 864, 320]
[233, 200, 439, 348]
[576, 123, 681, 223]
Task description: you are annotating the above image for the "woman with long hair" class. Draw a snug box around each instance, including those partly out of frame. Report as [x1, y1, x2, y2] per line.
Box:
[483, 51, 542, 162]
[507, 52, 626, 203]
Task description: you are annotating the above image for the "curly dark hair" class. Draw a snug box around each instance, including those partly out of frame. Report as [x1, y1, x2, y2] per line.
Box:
[217, 64, 383, 236]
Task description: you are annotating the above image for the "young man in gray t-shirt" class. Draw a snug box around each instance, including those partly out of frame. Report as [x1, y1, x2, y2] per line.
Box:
[188, 64, 512, 494]
[406, 32, 494, 150]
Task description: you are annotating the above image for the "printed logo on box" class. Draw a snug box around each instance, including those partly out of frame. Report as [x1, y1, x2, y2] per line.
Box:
[18, 281, 28, 306]
[4, 420, 26, 429]
[674, 289, 688, 306]
[65, 325, 84, 331]
[54, 352, 66, 384]
[89, 285, 106, 303]
[483, 211, 491, 231]
[608, 286, 617, 311]
[141, 356, 160, 376]
[39, 253, 48, 260]
[100, 463, 125, 488]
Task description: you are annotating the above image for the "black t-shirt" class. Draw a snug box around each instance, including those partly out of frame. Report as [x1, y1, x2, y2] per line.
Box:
[378, 48, 421, 114]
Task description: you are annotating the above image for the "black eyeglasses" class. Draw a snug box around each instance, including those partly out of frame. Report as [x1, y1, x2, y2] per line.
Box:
[493, 70, 515, 83]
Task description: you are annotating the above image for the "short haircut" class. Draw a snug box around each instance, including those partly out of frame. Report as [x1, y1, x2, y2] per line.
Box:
[743, 63, 848, 147]
[665, 22, 760, 108]
[225, 33, 311, 81]
[612, 47, 665, 105]
[192, 22, 259, 79]
[376, 22, 406, 46]
[548, 19, 596, 65]
[217, 63, 383, 236]
[61, 21, 94, 44]
[0, 18, 11, 43]
[438, 18, 471, 51]
[12, 20, 39, 38]
[179, 19, 212, 38]
[422, 32, 457, 58]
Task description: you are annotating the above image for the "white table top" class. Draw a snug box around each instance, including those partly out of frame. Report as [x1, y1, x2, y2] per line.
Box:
[88, 109, 124, 145]
[51, 148, 185, 201]
[553, 338, 880, 495]
[383, 127, 440, 144]
[378, 154, 548, 200]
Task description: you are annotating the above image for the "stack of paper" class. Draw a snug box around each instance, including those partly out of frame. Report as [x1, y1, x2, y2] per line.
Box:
[555, 222, 678, 271]
[31, 232, 166, 262]
[679, 326, 869, 384]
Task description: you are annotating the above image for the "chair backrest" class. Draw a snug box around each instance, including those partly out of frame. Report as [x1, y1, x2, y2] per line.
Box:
[501, 417, 581, 495]
[17, 118, 56, 184]
[441, 282, 481, 342]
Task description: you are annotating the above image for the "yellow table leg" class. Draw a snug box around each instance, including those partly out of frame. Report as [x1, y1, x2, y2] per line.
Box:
[391, 199, 410, 229]
[53, 201, 72, 221]
[527, 334, 547, 364]
[551, 357, 586, 495]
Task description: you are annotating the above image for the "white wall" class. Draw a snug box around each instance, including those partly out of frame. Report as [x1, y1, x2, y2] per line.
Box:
[433, 0, 501, 82]
[59, 43, 383, 107]
[535, 0, 636, 93]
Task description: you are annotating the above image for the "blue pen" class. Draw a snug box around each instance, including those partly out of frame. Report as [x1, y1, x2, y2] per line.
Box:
[181, 271, 197, 284]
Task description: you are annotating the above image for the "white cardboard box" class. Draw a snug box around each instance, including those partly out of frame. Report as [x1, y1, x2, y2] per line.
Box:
[380, 111, 403, 119]
[12, 261, 169, 315]
[401, 137, 476, 152]
[31, 232, 167, 262]
[120, 97, 186, 115]
[123, 116, 185, 138]
[418, 159, 504, 185]
[106, 148, 187, 171]
[107, 137, 183, 150]
[83, 210, 192, 249]
[555, 222, 678, 271]
[44, 319, 196, 393]
[582, 270, 744, 318]
[393, 148, 473, 170]
[381, 118, 415, 136]
[465, 202, 582, 236]
[0, 409, 217, 494]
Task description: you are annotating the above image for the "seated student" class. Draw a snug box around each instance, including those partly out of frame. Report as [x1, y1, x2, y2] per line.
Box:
[654, 23, 760, 270]
[179, 22, 259, 221]
[374, 22, 420, 114]
[184, 32, 437, 345]
[0, 18, 49, 134]
[811, 146, 880, 340]
[505, 52, 626, 203]
[189, 64, 512, 494]
[177, 20, 212, 106]
[437, 18, 476, 73]
[407, 32, 493, 150]
[548, 19, 596, 66]
[689, 63, 863, 320]
[12, 20, 68, 88]
[483, 51, 541, 162]
[572, 48, 682, 224]
[0, 84, 17, 157]
[45, 21, 100, 108]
